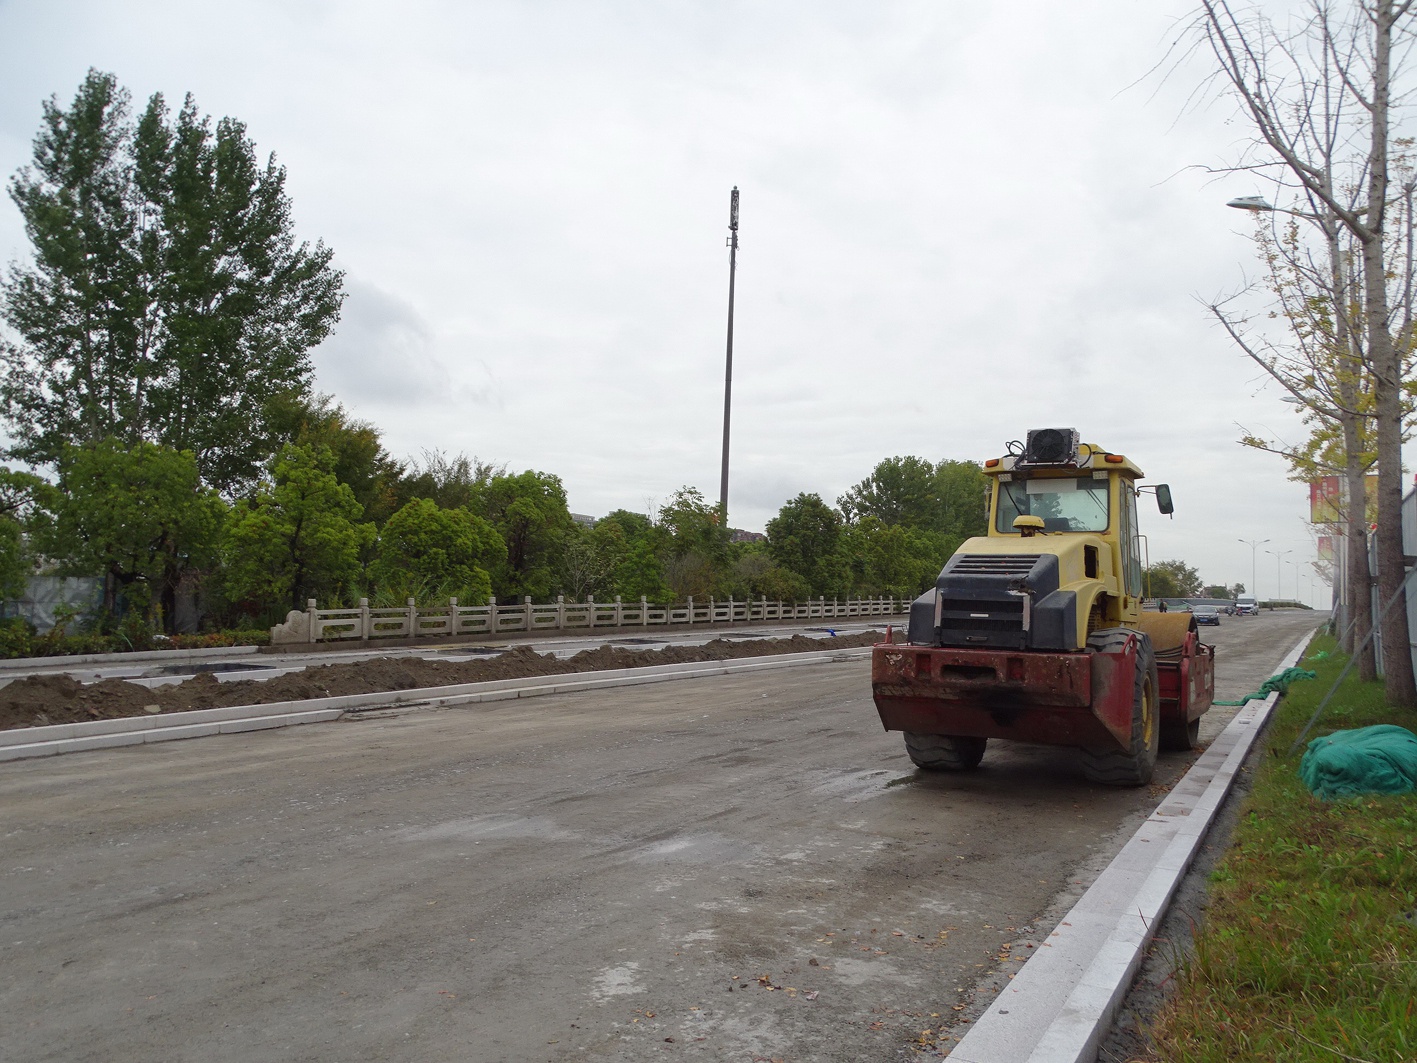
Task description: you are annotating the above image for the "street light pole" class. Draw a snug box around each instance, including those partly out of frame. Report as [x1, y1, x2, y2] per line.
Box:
[1239, 538, 1269, 598]
[1267, 548, 1293, 600]
[719, 187, 739, 528]
[1229, 195, 1362, 628]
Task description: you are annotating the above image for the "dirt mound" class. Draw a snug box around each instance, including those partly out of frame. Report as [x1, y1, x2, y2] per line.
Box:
[0, 632, 884, 732]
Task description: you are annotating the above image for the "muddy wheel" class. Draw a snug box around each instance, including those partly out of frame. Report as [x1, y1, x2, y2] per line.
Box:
[1161, 716, 1201, 752]
[904, 732, 987, 771]
[1081, 629, 1159, 787]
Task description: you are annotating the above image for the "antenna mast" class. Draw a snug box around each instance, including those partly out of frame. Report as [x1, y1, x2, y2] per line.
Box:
[719, 186, 739, 526]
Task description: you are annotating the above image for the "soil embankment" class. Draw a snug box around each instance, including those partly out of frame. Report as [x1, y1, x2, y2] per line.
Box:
[0, 631, 883, 731]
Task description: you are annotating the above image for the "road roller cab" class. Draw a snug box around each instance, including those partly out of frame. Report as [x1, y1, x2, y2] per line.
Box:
[871, 429, 1214, 786]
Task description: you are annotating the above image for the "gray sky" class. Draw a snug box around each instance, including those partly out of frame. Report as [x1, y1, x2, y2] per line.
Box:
[0, 0, 1364, 603]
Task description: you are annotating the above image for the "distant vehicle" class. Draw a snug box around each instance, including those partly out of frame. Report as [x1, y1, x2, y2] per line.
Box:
[1235, 597, 1259, 616]
[1193, 605, 1222, 626]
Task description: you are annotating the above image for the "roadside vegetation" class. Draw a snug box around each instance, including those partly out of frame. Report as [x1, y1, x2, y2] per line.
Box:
[0, 613, 270, 659]
[1148, 632, 1417, 1061]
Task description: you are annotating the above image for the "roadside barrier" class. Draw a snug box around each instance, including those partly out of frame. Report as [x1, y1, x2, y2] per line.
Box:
[271, 594, 906, 646]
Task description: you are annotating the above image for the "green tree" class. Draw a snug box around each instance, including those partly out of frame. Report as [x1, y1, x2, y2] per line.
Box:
[396, 450, 504, 513]
[933, 459, 991, 542]
[0, 519, 22, 603]
[1, 70, 343, 494]
[370, 497, 503, 603]
[601, 508, 660, 544]
[613, 538, 673, 603]
[657, 487, 730, 599]
[765, 493, 844, 596]
[268, 392, 405, 525]
[842, 517, 940, 601]
[1146, 559, 1202, 600]
[592, 511, 672, 602]
[729, 543, 810, 602]
[471, 469, 575, 601]
[658, 487, 726, 558]
[39, 440, 224, 627]
[0, 467, 52, 601]
[560, 523, 612, 601]
[221, 444, 368, 616]
[838, 456, 939, 526]
[561, 517, 667, 602]
[838, 456, 988, 546]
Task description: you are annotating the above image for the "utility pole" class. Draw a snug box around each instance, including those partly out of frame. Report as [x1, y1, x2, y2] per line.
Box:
[719, 186, 739, 528]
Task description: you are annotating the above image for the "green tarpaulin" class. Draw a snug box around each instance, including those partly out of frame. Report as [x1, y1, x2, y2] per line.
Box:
[1299, 724, 1417, 800]
[1214, 667, 1317, 707]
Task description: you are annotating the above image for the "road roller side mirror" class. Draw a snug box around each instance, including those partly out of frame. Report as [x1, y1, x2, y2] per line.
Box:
[1155, 484, 1174, 516]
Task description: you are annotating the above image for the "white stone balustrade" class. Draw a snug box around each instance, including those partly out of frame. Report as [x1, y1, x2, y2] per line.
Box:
[270, 594, 905, 645]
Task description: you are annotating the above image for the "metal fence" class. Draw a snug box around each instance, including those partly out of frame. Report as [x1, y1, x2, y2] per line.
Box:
[0, 577, 103, 633]
[271, 595, 908, 645]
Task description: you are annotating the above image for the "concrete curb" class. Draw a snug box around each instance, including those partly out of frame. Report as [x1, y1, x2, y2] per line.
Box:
[947, 629, 1317, 1063]
[0, 646, 872, 763]
[0, 643, 261, 673]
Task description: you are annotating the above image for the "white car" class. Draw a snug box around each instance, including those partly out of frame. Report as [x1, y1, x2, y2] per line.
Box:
[1235, 597, 1259, 616]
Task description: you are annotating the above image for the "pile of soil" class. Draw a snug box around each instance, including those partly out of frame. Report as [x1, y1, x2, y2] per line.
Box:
[0, 631, 884, 732]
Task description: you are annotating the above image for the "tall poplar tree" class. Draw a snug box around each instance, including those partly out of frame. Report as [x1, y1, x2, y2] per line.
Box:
[1, 70, 344, 494]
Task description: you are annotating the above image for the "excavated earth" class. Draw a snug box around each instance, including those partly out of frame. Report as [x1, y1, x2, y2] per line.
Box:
[0, 631, 884, 732]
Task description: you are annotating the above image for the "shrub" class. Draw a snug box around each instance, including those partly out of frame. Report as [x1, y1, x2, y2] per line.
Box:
[0, 617, 35, 659]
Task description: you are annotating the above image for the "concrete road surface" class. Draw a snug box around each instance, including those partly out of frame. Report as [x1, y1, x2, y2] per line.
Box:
[0, 611, 1318, 1062]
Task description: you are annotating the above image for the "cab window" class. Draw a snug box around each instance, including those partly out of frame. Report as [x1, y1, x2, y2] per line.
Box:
[996, 476, 1110, 534]
[1119, 485, 1143, 597]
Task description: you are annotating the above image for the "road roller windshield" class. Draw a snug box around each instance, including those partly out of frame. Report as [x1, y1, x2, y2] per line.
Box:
[994, 476, 1110, 534]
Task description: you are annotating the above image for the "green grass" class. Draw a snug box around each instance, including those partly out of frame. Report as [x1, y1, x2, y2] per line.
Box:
[1149, 633, 1417, 1062]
